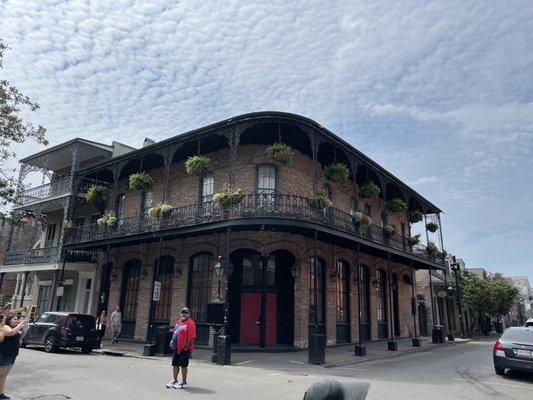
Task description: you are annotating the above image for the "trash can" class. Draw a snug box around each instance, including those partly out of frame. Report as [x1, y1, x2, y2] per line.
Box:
[156, 325, 173, 356]
[432, 325, 444, 344]
[309, 333, 325, 365]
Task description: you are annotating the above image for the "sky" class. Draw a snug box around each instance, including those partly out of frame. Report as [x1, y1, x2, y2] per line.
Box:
[0, 1, 532, 280]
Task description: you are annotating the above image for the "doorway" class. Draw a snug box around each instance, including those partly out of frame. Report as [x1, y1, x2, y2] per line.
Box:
[119, 259, 141, 339]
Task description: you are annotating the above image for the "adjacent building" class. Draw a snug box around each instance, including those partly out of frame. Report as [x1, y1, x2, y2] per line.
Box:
[504, 276, 533, 325]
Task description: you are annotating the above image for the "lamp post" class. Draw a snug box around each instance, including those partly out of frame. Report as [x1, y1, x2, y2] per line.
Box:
[450, 257, 465, 339]
[213, 257, 225, 301]
[210, 256, 226, 363]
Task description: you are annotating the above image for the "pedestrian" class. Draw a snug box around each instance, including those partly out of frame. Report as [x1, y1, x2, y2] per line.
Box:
[110, 306, 122, 344]
[0, 314, 29, 400]
[165, 307, 196, 389]
[96, 311, 107, 348]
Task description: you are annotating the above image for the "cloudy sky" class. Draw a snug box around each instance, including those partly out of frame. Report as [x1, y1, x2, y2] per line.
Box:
[1, 1, 532, 280]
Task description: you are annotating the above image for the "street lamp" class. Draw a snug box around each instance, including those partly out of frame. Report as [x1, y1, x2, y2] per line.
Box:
[450, 256, 466, 339]
[213, 256, 225, 301]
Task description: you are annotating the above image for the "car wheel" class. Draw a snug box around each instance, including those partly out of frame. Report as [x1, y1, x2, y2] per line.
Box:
[44, 335, 58, 353]
[494, 367, 505, 376]
[81, 346, 93, 354]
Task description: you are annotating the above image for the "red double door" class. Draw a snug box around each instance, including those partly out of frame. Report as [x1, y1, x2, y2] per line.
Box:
[240, 293, 276, 345]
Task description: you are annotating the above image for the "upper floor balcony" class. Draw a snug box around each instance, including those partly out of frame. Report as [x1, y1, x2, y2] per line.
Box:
[65, 193, 445, 267]
[3, 246, 98, 266]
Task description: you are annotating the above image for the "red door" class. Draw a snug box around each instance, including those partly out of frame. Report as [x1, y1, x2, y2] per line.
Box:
[240, 293, 277, 345]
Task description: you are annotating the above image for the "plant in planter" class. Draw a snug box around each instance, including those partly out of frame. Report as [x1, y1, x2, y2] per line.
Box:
[97, 210, 117, 231]
[426, 241, 438, 255]
[148, 203, 174, 222]
[324, 163, 350, 183]
[62, 220, 74, 234]
[306, 191, 333, 212]
[352, 211, 363, 223]
[85, 185, 107, 206]
[266, 142, 294, 165]
[386, 198, 408, 213]
[361, 214, 372, 227]
[185, 155, 212, 176]
[359, 182, 381, 199]
[406, 234, 421, 246]
[383, 224, 396, 237]
[426, 222, 438, 232]
[213, 187, 244, 207]
[408, 210, 424, 223]
[129, 172, 154, 191]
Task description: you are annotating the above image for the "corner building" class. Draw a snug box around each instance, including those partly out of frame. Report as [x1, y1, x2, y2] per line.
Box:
[34, 112, 445, 349]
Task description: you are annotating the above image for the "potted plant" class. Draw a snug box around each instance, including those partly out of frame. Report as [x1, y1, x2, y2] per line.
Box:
[185, 155, 212, 176]
[407, 234, 421, 246]
[324, 163, 350, 183]
[426, 222, 438, 232]
[213, 187, 244, 207]
[266, 142, 294, 165]
[97, 210, 117, 231]
[306, 191, 333, 212]
[426, 241, 438, 255]
[352, 211, 363, 223]
[148, 203, 174, 222]
[86, 185, 107, 205]
[62, 220, 74, 234]
[383, 224, 396, 237]
[386, 198, 407, 213]
[129, 172, 154, 191]
[359, 182, 381, 198]
[361, 214, 372, 227]
[408, 210, 424, 223]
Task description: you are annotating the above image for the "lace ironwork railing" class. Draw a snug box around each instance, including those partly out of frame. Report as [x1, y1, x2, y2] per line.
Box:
[3, 246, 98, 266]
[18, 176, 73, 205]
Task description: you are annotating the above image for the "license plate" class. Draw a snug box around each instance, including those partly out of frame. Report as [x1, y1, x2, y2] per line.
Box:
[76, 336, 84, 342]
[516, 349, 532, 357]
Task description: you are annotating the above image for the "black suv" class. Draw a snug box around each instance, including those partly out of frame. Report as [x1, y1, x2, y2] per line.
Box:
[22, 312, 98, 353]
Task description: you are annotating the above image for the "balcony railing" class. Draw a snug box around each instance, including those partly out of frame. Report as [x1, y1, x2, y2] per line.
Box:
[65, 193, 444, 265]
[18, 176, 73, 205]
[3, 246, 98, 266]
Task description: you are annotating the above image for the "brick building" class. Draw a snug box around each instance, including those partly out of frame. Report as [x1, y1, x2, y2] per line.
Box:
[1, 112, 446, 349]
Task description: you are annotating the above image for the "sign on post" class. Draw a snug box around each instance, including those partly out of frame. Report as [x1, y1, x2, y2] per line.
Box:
[56, 286, 64, 297]
[153, 281, 161, 302]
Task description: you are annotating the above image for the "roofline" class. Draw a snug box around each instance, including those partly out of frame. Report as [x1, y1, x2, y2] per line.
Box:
[76, 111, 443, 213]
[19, 138, 113, 163]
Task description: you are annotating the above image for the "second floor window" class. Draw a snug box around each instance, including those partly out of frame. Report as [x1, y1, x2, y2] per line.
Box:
[46, 223, 57, 244]
[75, 217, 85, 228]
[323, 184, 332, 200]
[201, 175, 214, 203]
[115, 194, 125, 220]
[140, 191, 153, 216]
[257, 165, 276, 206]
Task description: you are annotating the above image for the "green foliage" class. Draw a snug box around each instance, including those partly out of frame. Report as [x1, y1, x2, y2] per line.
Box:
[386, 198, 408, 213]
[147, 203, 173, 222]
[307, 191, 333, 212]
[426, 222, 438, 232]
[406, 234, 421, 246]
[324, 163, 350, 182]
[85, 185, 107, 211]
[383, 224, 396, 236]
[352, 211, 363, 223]
[426, 241, 438, 255]
[361, 214, 372, 227]
[213, 186, 244, 207]
[128, 172, 154, 191]
[0, 40, 48, 206]
[408, 210, 424, 223]
[359, 182, 381, 198]
[97, 210, 117, 230]
[62, 220, 74, 233]
[185, 155, 211, 176]
[266, 142, 294, 165]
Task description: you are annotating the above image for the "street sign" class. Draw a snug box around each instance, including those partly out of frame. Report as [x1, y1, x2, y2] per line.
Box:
[153, 281, 161, 302]
[56, 286, 64, 297]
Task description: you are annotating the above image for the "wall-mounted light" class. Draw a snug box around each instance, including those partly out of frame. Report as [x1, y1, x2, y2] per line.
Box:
[175, 267, 182, 280]
[290, 264, 299, 279]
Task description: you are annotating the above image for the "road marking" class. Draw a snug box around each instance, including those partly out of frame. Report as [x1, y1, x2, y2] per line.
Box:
[453, 378, 533, 390]
[235, 360, 254, 365]
[289, 360, 304, 364]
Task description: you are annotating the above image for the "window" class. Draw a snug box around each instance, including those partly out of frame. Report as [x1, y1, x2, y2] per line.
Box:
[46, 223, 57, 244]
[121, 259, 141, 320]
[115, 193, 125, 220]
[323, 185, 332, 200]
[257, 165, 276, 207]
[360, 265, 370, 324]
[309, 258, 325, 325]
[376, 269, 387, 323]
[335, 261, 350, 324]
[242, 255, 275, 287]
[154, 256, 174, 321]
[201, 175, 214, 203]
[75, 217, 85, 228]
[57, 284, 73, 311]
[350, 198, 358, 215]
[140, 191, 153, 216]
[189, 253, 213, 323]
[364, 203, 371, 216]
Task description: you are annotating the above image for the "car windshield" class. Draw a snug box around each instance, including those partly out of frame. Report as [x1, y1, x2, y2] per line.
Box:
[67, 315, 95, 330]
[502, 328, 533, 342]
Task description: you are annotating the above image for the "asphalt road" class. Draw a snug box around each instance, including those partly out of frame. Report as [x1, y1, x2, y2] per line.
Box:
[5, 337, 533, 400]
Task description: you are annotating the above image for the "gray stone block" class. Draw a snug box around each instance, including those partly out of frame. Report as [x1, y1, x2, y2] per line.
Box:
[303, 378, 370, 400]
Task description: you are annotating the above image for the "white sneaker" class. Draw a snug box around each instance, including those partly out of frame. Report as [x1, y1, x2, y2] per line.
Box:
[180, 383, 188, 389]
[165, 380, 177, 388]
[173, 382, 183, 389]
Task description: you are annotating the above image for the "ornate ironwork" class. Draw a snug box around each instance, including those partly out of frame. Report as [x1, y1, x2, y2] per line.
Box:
[3, 246, 98, 266]
[65, 192, 444, 266]
[17, 176, 73, 205]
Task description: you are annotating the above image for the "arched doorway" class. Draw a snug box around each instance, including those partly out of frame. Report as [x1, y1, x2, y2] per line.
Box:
[151, 255, 174, 339]
[392, 272, 401, 337]
[187, 252, 214, 345]
[335, 260, 351, 343]
[119, 259, 141, 339]
[376, 269, 388, 339]
[228, 249, 295, 346]
[359, 264, 371, 341]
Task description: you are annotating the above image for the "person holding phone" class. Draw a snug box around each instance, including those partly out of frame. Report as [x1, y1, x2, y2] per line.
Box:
[0, 315, 29, 399]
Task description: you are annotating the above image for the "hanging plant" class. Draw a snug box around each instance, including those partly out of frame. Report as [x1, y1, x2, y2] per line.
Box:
[352, 211, 363, 223]
[426, 222, 438, 233]
[359, 182, 381, 199]
[324, 162, 350, 183]
[360, 214, 372, 229]
[426, 241, 438, 255]
[62, 220, 74, 234]
[213, 187, 244, 207]
[441, 249, 448, 259]
[86, 185, 107, 204]
[408, 210, 424, 223]
[97, 210, 117, 231]
[129, 172, 154, 191]
[407, 234, 421, 246]
[266, 142, 294, 165]
[306, 191, 333, 212]
[386, 198, 408, 213]
[185, 155, 212, 176]
[148, 203, 174, 222]
[383, 224, 396, 237]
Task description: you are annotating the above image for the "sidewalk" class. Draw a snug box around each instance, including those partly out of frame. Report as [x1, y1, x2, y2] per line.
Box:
[95, 336, 470, 370]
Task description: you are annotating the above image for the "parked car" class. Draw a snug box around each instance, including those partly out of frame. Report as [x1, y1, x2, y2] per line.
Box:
[493, 327, 533, 375]
[525, 318, 533, 327]
[21, 312, 98, 353]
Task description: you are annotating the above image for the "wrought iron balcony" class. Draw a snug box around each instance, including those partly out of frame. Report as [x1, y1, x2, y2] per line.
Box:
[65, 193, 444, 265]
[3, 246, 98, 266]
[18, 176, 73, 205]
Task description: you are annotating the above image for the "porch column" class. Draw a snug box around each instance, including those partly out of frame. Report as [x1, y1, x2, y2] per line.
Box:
[386, 254, 397, 351]
[410, 260, 420, 347]
[97, 245, 111, 317]
[19, 271, 29, 307]
[259, 255, 269, 348]
[0, 273, 4, 294]
[49, 269, 60, 311]
[354, 243, 366, 356]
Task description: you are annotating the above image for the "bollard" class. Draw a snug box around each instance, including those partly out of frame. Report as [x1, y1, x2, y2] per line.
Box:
[308, 333, 325, 365]
[216, 335, 231, 365]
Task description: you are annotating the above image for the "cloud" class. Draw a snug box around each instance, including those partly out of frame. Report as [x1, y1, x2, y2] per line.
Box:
[409, 176, 439, 186]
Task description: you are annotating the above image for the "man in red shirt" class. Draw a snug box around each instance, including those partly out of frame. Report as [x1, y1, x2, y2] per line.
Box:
[166, 307, 197, 389]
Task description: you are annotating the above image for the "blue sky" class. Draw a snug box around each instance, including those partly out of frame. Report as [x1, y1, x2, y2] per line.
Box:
[1, 1, 532, 280]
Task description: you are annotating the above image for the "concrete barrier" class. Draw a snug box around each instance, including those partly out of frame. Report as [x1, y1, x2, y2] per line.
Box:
[303, 378, 370, 400]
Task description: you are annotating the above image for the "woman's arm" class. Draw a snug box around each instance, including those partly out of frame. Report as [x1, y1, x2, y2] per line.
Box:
[3, 318, 28, 337]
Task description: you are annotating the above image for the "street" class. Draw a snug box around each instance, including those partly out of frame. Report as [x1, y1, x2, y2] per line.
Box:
[7, 338, 533, 400]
